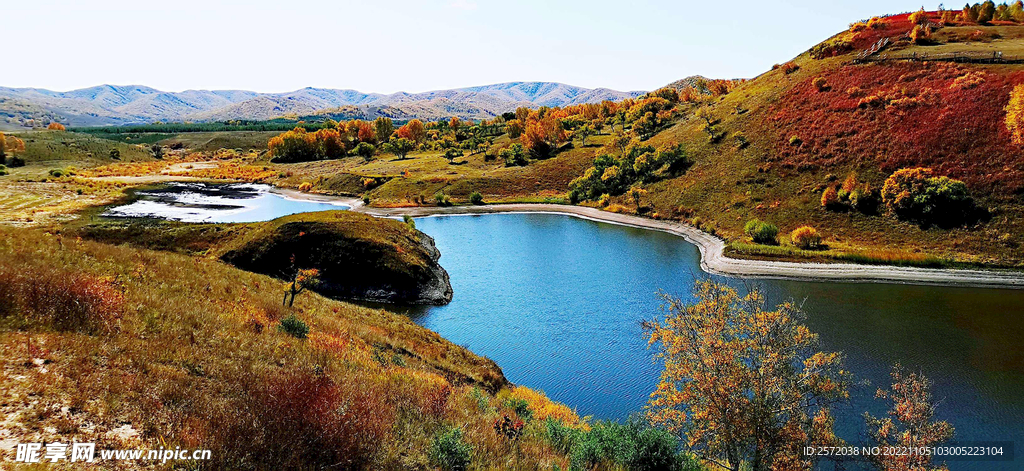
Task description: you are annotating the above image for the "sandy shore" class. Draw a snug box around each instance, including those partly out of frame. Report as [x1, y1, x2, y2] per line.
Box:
[276, 189, 1024, 289]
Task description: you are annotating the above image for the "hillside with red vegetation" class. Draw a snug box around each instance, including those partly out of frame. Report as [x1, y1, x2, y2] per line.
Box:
[635, 11, 1024, 267]
[770, 62, 1024, 196]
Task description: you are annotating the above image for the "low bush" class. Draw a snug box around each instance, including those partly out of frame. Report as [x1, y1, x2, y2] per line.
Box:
[429, 426, 472, 471]
[278, 314, 309, 339]
[791, 226, 823, 249]
[744, 219, 779, 245]
[298, 181, 313, 192]
[469, 191, 484, 205]
[881, 167, 980, 226]
[568, 420, 693, 471]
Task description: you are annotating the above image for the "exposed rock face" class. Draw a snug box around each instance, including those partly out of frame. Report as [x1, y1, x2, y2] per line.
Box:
[219, 211, 453, 305]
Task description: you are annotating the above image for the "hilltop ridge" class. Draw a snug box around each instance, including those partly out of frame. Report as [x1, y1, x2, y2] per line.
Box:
[0, 81, 645, 128]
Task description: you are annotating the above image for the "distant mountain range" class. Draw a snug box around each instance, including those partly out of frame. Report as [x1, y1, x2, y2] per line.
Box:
[0, 82, 647, 129]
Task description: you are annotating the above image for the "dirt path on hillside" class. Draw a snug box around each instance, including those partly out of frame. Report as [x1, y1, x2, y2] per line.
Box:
[275, 189, 1024, 289]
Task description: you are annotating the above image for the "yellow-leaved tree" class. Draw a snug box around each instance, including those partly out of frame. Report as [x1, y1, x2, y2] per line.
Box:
[1005, 84, 1024, 145]
[644, 280, 850, 471]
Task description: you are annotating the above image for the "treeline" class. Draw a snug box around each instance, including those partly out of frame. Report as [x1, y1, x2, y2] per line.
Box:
[266, 81, 742, 166]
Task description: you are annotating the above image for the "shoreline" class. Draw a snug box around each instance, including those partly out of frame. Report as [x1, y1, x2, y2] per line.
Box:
[274, 188, 1024, 289]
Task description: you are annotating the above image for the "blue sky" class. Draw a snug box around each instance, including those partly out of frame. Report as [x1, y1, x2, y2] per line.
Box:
[8, 0, 929, 93]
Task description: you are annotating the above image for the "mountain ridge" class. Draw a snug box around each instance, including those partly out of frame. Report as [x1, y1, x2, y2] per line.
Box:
[0, 82, 647, 127]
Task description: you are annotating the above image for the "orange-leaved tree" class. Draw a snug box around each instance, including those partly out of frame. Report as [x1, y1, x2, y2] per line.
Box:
[47, 122, 66, 131]
[645, 280, 850, 471]
[865, 365, 954, 471]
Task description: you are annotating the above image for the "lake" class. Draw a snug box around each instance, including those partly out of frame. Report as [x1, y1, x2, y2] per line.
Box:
[106, 185, 1024, 469]
[404, 213, 1024, 470]
[102, 182, 349, 223]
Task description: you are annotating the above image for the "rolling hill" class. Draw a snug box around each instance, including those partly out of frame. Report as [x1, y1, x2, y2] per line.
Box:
[0, 82, 645, 127]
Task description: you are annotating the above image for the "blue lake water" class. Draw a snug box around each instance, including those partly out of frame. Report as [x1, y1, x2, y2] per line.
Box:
[403, 214, 1024, 470]
[107, 185, 1024, 469]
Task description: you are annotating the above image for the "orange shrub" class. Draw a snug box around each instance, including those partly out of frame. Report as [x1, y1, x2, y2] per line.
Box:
[298, 182, 313, 192]
[791, 226, 823, 249]
[47, 122, 66, 131]
[821, 186, 839, 208]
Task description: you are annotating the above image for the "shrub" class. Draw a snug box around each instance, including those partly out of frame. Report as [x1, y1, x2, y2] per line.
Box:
[791, 226, 823, 249]
[812, 76, 829, 92]
[0, 164, 6, 176]
[0, 266, 123, 333]
[881, 167, 978, 226]
[434, 192, 452, 206]
[744, 219, 779, 245]
[429, 426, 472, 471]
[504, 397, 533, 421]
[402, 215, 416, 229]
[780, 61, 800, 74]
[469, 191, 484, 205]
[788, 135, 802, 146]
[910, 25, 933, 44]
[278, 314, 309, 339]
[809, 35, 853, 59]
[569, 420, 689, 471]
[821, 186, 840, 209]
[297, 182, 313, 192]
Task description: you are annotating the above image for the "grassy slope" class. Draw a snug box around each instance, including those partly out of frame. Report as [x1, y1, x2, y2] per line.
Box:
[638, 15, 1024, 268]
[76, 211, 450, 304]
[0, 224, 607, 469]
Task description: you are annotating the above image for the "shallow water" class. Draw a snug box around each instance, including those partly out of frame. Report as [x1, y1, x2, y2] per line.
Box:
[103, 182, 348, 223]
[108, 185, 1024, 468]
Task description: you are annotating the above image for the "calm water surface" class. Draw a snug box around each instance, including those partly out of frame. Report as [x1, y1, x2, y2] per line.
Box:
[108, 186, 1024, 469]
[103, 182, 348, 222]
[403, 214, 1024, 470]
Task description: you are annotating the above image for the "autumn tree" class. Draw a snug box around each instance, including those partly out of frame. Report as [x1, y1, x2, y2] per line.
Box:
[373, 117, 394, 143]
[315, 128, 346, 159]
[909, 7, 928, 24]
[47, 122, 66, 131]
[979, 0, 996, 23]
[645, 280, 849, 471]
[0, 133, 26, 166]
[626, 186, 647, 210]
[284, 267, 320, 307]
[1005, 84, 1024, 144]
[865, 365, 954, 471]
[396, 119, 426, 144]
[881, 167, 976, 225]
[384, 137, 416, 160]
[357, 121, 376, 144]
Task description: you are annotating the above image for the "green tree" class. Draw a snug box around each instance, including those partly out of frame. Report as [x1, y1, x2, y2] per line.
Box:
[373, 117, 394, 143]
[443, 148, 464, 164]
[354, 142, 376, 162]
[499, 143, 528, 167]
[576, 124, 595, 146]
[384, 138, 416, 160]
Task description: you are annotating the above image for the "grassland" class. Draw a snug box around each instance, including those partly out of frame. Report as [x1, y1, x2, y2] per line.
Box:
[0, 221, 612, 469]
